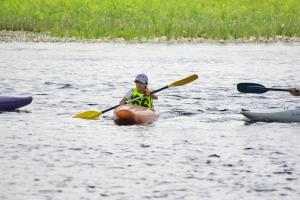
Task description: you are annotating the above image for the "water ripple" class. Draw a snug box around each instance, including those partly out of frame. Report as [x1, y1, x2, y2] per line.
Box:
[0, 42, 300, 200]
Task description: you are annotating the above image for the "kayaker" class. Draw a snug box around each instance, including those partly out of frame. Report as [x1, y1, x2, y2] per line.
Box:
[119, 74, 158, 108]
[289, 88, 300, 96]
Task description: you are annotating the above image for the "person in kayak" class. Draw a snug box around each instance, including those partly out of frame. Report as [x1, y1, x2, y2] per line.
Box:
[289, 88, 300, 96]
[119, 74, 158, 108]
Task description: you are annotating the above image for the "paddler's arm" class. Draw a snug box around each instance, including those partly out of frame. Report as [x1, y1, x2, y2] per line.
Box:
[289, 88, 300, 96]
[120, 90, 132, 105]
[119, 97, 128, 105]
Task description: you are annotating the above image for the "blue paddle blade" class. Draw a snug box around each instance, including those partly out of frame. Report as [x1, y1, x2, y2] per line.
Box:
[237, 83, 269, 93]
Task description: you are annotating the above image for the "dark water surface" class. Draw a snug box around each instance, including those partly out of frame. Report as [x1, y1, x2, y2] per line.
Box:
[1, 42, 300, 200]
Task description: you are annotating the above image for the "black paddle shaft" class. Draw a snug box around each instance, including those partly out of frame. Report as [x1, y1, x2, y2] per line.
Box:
[266, 88, 290, 92]
[102, 105, 119, 114]
[151, 86, 168, 94]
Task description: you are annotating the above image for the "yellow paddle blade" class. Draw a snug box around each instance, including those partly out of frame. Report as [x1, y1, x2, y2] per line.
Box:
[73, 110, 102, 119]
[168, 74, 198, 87]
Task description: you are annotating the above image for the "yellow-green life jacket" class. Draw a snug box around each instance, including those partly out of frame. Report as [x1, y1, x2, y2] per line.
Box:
[128, 88, 154, 108]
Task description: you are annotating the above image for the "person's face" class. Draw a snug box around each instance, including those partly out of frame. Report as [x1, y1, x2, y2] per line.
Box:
[135, 81, 147, 92]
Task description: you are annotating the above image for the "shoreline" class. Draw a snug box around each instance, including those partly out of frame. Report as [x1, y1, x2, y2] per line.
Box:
[1, 30, 300, 43]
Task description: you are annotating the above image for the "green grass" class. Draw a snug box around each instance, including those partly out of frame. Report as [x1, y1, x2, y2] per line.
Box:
[0, 0, 299, 40]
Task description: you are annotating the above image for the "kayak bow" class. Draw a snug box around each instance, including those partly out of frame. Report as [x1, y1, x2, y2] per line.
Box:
[240, 107, 300, 122]
[0, 96, 33, 111]
[114, 104, 159, 125]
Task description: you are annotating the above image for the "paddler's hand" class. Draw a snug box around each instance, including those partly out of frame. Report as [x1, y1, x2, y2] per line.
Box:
[119, 97, 128, 105]
[143, 89, 158, 100]
[289, 88, 300, 96]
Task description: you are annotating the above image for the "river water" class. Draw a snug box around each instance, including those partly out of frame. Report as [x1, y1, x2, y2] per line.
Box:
[0, 42, 300, 200]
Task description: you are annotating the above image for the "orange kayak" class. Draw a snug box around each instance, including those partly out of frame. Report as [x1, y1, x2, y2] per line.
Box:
[113, 104, 159, 125]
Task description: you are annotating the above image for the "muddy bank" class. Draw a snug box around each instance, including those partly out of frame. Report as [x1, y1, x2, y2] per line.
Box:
[1, 30, 300, 43]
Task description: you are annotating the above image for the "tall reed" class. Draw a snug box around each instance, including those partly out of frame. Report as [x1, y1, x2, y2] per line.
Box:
[1, 0, 299, 40]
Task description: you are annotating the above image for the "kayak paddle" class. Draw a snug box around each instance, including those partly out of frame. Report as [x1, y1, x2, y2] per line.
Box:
[73, 74, 198, 119]
[237, 83, 290, 94]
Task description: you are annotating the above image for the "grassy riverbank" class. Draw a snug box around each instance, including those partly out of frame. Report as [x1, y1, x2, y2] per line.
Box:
[1, 0, 299, 41]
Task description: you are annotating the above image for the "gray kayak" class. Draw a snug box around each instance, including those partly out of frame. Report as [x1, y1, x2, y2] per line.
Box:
[240, 107, 300, 122]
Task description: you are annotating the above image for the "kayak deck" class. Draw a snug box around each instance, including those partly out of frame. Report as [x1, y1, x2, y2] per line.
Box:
[240, 107, 300, 122]
[114, 104, 159, 125]
[0, 96, 33, 111]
